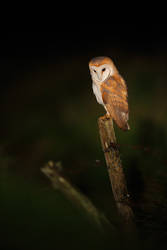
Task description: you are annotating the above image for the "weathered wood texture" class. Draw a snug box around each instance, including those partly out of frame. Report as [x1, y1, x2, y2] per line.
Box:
[98, 117, 134, 225]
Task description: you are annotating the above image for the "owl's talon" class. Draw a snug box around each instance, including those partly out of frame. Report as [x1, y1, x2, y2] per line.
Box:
[105, 113, 110, 119]
[99, 114, 110, 121]
[99, 115, 106, 121]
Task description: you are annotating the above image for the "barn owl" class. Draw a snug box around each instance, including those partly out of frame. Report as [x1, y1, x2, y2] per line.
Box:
[89, 56, 130, 131]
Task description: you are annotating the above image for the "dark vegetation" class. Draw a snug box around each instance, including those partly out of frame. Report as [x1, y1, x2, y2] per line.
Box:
[1, 30, 167, 249]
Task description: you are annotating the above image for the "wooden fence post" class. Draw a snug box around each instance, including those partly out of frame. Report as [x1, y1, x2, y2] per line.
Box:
[98, 116, 135, 227]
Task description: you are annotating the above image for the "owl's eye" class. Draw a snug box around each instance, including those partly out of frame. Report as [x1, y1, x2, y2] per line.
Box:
[93, 69, 96, 73]
[102, 68, 106, 72]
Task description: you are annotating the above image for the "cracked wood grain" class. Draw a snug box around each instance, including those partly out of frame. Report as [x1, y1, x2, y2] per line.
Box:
[98, 117, 135, 226]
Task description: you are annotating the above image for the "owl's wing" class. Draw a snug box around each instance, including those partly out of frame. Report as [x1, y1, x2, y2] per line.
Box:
[101, 75, 130, 131]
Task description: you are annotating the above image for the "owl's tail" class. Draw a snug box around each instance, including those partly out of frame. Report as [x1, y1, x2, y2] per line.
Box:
[113, 112, 130, 131]
[105, 104, 130, 131]
[121, 122, 130, 131]
[113, 111, 130, 131]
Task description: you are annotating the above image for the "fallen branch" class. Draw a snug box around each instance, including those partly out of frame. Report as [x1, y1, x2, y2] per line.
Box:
[41, 161, 115, 233]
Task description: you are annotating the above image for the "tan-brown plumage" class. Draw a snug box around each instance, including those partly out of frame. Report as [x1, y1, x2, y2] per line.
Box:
[89, 56, 130, 131]
[101, 75, 129, 130]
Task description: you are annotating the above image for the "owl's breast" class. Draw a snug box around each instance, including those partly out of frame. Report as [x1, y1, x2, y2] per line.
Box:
[92, 82, 104, 106]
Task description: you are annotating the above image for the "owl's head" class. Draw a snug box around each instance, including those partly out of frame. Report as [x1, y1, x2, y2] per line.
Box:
[89, 56, 117, 83]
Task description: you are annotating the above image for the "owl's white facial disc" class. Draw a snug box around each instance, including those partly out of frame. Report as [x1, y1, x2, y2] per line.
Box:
[89, 64, 113, 83]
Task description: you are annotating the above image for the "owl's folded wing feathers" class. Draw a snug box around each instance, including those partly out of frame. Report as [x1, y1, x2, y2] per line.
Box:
[101, 75, 130, 131]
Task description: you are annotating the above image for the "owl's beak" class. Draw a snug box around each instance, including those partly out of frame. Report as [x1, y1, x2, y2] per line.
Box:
[97, 72, 102, 81]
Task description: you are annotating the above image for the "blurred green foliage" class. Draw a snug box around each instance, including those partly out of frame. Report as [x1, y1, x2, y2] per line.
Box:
[1, 51, 167, 249]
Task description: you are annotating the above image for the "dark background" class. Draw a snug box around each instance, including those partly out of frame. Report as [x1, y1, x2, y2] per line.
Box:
[1, 28, 167, 249]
